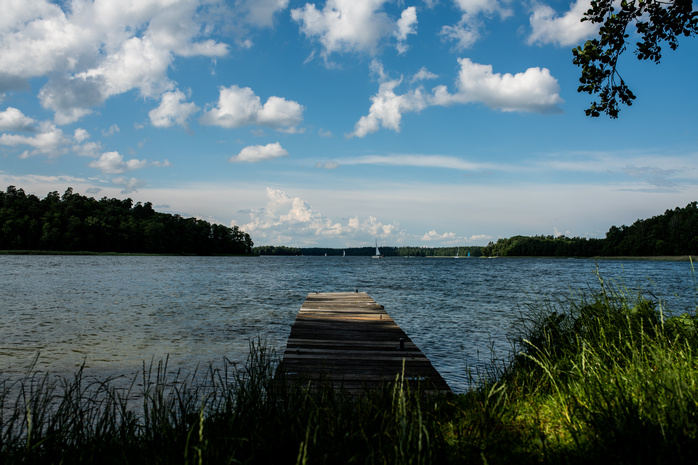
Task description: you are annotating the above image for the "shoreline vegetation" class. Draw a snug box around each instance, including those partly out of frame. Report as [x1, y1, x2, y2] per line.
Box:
[2, 185, 698, 259]
[0, 250, 256, 257]
[253, 202, 698, 259]
[2, 273, 697, 464]
[1, 250, 696, 263]
[0, 186, 254, 256]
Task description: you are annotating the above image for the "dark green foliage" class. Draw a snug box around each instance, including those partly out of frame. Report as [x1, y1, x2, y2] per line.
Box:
[573, 0, 698, 117]
[483, 201, 698, 257]
[601, 201, 698, 256]
[253, 245, 303, 255]
[483, 235, 605, 258]
[0, 186, 253, 255]
[664, 311, 698, 339]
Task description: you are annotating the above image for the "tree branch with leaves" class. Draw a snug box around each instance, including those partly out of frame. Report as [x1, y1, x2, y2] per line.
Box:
[573, 0, 697, 118]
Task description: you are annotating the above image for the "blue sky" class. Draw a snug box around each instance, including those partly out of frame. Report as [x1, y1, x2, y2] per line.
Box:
[1, 0, 697, 247]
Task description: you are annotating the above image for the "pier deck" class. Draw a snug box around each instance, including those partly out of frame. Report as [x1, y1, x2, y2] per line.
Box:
[276, 292, 451, 394]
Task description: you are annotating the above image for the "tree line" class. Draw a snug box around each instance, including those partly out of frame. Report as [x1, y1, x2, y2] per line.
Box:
[0, 186, 253, 255]
[482, 202, 698, 258]
[253, 246, 482, 257]
[256, 202, 698, 259]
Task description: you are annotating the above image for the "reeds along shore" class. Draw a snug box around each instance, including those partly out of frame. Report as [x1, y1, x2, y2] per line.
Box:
[2, 273, 698, 464]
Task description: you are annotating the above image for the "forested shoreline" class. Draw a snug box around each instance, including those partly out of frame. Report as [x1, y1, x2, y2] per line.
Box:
[253, 245, 482, 257]
[2, 185, 697, 258]
[481, 201, 698, 258]
[0, 186, 253, 255]
[257, 202, 698, 259]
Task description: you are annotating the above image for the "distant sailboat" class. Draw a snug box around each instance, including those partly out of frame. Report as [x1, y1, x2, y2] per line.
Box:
[343, 250, 346, 257]
[372, 240, 384, 259]
[454, 247, 460, 259]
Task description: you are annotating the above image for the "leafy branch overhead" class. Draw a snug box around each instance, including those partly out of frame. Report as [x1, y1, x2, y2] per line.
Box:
[573, 0, 698, 118]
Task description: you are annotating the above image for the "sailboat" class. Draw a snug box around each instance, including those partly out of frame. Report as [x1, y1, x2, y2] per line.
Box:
[343, 250, 346, 257]
[454, 247, 460, 259]
[372, 240, 384, 259]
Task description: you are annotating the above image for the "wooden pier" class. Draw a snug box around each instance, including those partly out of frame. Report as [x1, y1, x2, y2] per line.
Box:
[276, 292, 451, 394]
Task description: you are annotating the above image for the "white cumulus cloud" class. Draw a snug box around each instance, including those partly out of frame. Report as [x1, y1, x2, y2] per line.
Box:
[439, 20, 481, 51]
[469, 234, 493, 242]
[0, 0, 91, 91]
[71, 128, 102, 157]
[73, 128, 90, 143]
[230, 142, 288, 163]
[350, 78, 428, 138]
[73, 140, 102, 158]
[394, 6, 417, 54]
[236, 0, 290, 28]
[351, 58, 563, 137]
[440, 0, 512, 50]
[201, 85, 304, 132]
[238, 187, 401, 245]
[149, 89, 199, 128]
[411, 67, 439, 83]
[291, 0, 395, 57]
[421, 229, 456, 241]
[432, 57, 564, 113]
[528, 0, 597, 46]
[452, 0, 504, 16]
[89, 151, 148, 174]
[0, 121, 68, 158]
[0, 111, 109, 160]
[0, 107, 36, 132]
[256, 96, 305, 132]
[1, 0, 229, 123]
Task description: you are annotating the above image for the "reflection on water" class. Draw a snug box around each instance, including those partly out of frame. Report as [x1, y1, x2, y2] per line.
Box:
[1, 255, 695, 393]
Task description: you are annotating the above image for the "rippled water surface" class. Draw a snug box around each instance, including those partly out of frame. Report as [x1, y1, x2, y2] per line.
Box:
[1, 255, 696, 392]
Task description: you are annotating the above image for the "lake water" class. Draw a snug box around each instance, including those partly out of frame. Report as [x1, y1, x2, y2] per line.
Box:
[1, 255, 696, 393]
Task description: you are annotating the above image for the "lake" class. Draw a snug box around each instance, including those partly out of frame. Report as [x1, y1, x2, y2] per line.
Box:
[1, 255, 696, 393]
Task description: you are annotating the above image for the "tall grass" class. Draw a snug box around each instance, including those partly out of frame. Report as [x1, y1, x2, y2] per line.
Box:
[495, 272, 698, 463]
[2, 272, 698, 464]
[1, 342, 454, 464]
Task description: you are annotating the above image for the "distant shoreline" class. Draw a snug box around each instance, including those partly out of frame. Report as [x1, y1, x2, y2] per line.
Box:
[478, 255, 696, 262]
[0, 250, 255, 257]
[592, 255, 696, 262]
[1, 250, 695, 261]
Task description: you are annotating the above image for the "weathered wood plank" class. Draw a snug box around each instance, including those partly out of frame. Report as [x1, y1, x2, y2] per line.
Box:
[275, 292, 451, 394]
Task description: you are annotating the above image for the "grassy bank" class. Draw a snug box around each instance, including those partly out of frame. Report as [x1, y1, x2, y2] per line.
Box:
[2, 275, 697, 464]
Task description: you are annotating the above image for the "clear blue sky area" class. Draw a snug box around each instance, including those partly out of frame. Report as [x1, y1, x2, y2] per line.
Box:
[2, 0, 697, 247]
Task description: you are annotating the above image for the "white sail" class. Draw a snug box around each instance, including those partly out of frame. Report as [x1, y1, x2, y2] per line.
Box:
[372, 240, 383, 258]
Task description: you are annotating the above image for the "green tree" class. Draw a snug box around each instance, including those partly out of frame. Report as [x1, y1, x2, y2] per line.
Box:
[573, 0, 697, 117]
[0, 186, 254, 255]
